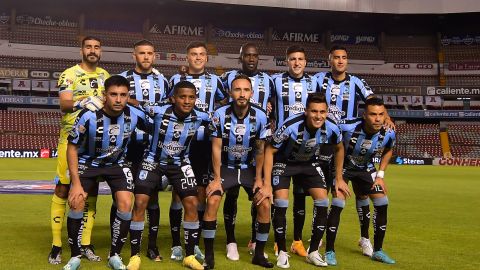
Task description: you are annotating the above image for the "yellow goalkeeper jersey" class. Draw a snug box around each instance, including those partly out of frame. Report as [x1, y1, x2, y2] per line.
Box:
[57, 64, 110, 132]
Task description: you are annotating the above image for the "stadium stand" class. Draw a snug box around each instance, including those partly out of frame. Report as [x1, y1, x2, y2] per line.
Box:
[442, 45, 480, 62]
[11, 25, 79, 47]
[83, 29, 143, 48]
[395, 123, 443, 158]
[447, 123, 480, 158]
[0, 110, 60, 149]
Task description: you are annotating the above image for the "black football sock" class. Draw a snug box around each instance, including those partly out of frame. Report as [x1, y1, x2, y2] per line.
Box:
[184, 221, 199, 257]
[110, 211, 131, 257]
[326, 198, 345, 252]
[273, 199, 288, 252]
[170, 201, 183, 247]
[293, 192, 306, 241]
[130, 221, 144, 256]
[224, 186, 240, 244]
[67, 210, 84, 258]
[309, 199, 329, 253]
[202, 220, 217, 263]
[254, 222, 270, 259]
[372, 197, 388, 251]
[356, 198, 371, 239]
[147, 201, 160, 249]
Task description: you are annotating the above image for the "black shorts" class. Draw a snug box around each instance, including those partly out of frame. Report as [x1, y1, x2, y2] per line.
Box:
[189, 140, 212, 187]
[78, 163, 134, 196]
[216, 166, 255, 199]
[293, 160, 333, 195]
[271, 161, 326, 192]
[341, 169, 384, 196]
[125, 140, 148, 177]
[135, 159, 198, 199]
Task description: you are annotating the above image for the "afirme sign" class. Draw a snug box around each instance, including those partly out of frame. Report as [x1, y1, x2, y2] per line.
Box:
[433, 158, 480, 167]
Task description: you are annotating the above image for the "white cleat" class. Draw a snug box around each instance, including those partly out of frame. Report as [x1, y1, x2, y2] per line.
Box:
[358, 237, 374, 257]
[306, 250, 328, 267]
[276, 250, 290, 268]
[226, 243, 240, 261]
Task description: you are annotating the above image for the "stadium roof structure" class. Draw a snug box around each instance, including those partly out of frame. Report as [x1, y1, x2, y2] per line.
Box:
[185, 0, 480, 14]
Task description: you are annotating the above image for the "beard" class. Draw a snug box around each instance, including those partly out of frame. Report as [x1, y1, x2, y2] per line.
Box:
[82, 53, 100, 65]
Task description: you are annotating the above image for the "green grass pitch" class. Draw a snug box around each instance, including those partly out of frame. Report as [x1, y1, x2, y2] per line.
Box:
[0, 158, 479, 269]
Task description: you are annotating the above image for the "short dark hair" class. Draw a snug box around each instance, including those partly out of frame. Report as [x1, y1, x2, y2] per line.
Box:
[173, 80, 197, 95]
[231, 74, 252, 90]
[134, 39, 155, 49]
[104, 75, 129, 92]
[239, 43, 258, 57]
[364, 97, 385, 110]
[286, 45, 305, 58]
[329, 45, 347, 55]
[306, 93, 327, 108]
[186, 41, 207, 53]
[81, 36, 101, 47]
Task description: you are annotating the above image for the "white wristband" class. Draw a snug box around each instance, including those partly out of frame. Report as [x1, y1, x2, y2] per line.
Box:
[376, 170, 385, 179]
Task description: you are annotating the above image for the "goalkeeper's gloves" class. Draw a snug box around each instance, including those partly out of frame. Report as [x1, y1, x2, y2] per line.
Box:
[73, 96, 104, 112]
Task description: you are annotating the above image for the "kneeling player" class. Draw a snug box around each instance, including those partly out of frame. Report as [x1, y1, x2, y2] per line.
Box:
[63, 75, 147, 270]
[265, 93, 349, 268]
[131, 81, 209, 270]
[202, 75, 273, 269]
[327, 97, 396, 265]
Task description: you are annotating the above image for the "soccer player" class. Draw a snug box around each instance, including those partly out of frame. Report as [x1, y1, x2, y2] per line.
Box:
[168, 41, 227, 261]
[270, 45, 321, 257]
[220, 43, 275, 259]
[62, 75, 148, 270]
[130, 81, 210, 270]
[315, 45, 395, 265]
[118, 39, 169, 262]
[49, 36, 109, 264]
[337, 97, 396, 264]
[202, 75, 273, 269]
[266, 93, 349, 268]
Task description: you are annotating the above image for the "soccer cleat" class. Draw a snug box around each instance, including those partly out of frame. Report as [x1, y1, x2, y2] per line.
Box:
[325, 251, 337, 266]
[290, 240, 308, 257]
[247, 241, 268, 258]
[276, 251, 290, 269]
[194, 245, 205, 261]
[226, 243, 240, 261]
[252, 255, 274, 268]
[306, 250, 328, 267]
[108, 254, 126, 270]
[371, 250, 396, 264]
[147, 246, 162, 262]
[183, 255, 204, 270]
[274, 242, 279, 257]
[48, 245, 62, 265]
[63, 256, 81, 270]
[170, 246, 184, 261]
[202, 257, 215, 270]
[80, 245, 102, 262]
[127, 255, 141, 270]
[358, 237, 374, 257]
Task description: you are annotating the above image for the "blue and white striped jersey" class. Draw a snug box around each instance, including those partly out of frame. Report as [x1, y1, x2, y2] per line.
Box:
[68, 105, 148, 167]
[145, 104, 210, 166]
[210, 103, 268, 169]
[315, 72, 373, 124]
[271, 72, 320, 127]
[340, 119, 396, 171]
[272, 114, 342, 163]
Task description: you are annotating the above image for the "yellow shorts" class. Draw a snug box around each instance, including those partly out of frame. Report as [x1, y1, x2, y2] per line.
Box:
[54, 129, 69, 185]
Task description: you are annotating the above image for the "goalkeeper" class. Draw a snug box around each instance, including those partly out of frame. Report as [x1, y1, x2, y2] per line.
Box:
[48, 36, 110, 265]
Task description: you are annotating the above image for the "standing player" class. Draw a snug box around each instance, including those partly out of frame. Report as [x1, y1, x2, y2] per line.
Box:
[271, 45, 321, 257]
[130, 81, 210, 270]
[220, 43, 275, 259]
[62, 75, 147, 270]
[202, 75, 273, 269]
[168, 41, 227, 261]
[338, 97, 396, 264]
[49, 36, 109, 264]
[315, 45, 394, 265]
[266, 93, 349, 268]
[118, 39, 169, 262]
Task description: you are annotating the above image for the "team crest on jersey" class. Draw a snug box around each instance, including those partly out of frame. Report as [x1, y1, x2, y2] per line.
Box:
[138, 170, 148, 181]
[173, 123, 184, 138]
[108, 124, 120, 136]
[234, 124, 246, 136]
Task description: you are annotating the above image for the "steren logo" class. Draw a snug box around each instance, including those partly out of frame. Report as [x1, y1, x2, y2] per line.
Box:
[395, 157, 425, 165]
